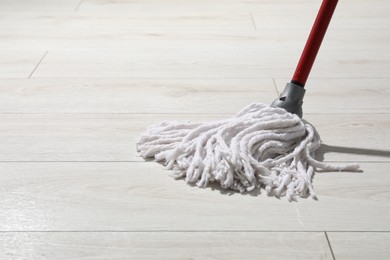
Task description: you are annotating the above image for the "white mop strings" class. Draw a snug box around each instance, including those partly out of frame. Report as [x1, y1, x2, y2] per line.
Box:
[136, 103, 359, 201]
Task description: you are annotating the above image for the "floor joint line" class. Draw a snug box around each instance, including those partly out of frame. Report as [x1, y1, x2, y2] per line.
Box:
[325, 232, 336, 260]
[28, 51, 48, 79]
[249, 12, 257, 30]
[272, 78, 280, 95]
[75, 0, 84, 11]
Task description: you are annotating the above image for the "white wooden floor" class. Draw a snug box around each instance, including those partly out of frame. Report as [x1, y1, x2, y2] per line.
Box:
[0, 0, 389, 259]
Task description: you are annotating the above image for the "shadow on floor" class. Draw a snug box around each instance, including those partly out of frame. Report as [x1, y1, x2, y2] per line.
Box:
[316, 144, 390, 161]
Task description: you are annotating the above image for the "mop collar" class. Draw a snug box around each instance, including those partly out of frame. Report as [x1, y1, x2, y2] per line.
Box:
[137, 103, 359, 201]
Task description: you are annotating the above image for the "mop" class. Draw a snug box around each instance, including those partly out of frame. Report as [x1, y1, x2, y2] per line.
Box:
[136, 0, 359, 201]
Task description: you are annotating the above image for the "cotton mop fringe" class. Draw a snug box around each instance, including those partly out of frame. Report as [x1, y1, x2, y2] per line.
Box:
[136, 103, 359, 201]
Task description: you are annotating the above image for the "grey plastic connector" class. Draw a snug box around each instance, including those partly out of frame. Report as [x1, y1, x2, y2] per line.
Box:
[271, 82, 306, 118]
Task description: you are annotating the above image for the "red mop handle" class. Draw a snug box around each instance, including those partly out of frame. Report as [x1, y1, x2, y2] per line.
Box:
[291, 0, 338, 87]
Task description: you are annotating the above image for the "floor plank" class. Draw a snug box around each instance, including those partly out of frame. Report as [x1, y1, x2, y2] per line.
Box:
[0, 11, 254, 53]
[30, 48, 298, 78]
[0, 11, 253, 32]
[0, 162, 388, 231]
[0, 78, 276, 113]
[0, 15, 387, 52]
[327, 232, 390, 260]
[29, 44, 390, 78]
[0, 232, 332, 260]
[0, 113, 388, 162]
[1, 78, 388, 113]
[78, 0, 320, 14]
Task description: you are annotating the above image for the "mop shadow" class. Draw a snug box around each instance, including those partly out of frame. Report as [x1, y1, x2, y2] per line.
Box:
[316, 144, 390, 166]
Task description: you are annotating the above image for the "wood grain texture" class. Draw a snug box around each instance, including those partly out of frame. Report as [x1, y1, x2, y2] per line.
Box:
[78, 0, 320, 14]
[0, 162, 389, 231]
[0, 78, 276, 113]
[0, 12, 253, 32]
[0, 11, 254, 52]
[327, 232, 390, 260]
[30, 49, 297, 79]
[0, 232, 332, 260]
[0, 0, 80, 11]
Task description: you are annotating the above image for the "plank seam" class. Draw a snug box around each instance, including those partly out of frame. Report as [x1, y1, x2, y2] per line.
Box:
[75, 0, 84, 11]
[249, 12, 257, 30]
[325, 232, 336, 260]
[27, 51, 48, 79]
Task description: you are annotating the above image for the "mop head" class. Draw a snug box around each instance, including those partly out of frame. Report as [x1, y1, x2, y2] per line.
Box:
[136, 103, 359, 201]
